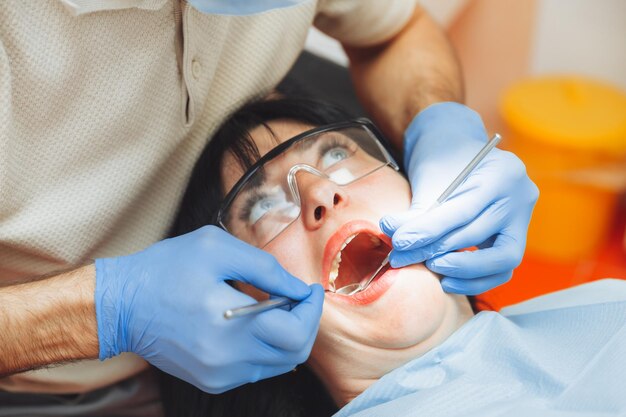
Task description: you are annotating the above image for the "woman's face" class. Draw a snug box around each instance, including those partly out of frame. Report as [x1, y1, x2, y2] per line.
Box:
[221, 119, 471, 400]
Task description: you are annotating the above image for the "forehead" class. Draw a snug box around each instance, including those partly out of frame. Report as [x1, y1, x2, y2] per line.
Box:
[221, 119, 314, 195]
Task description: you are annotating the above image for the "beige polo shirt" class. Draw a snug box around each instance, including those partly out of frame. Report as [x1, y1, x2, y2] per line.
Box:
[0, 0, 416, 393]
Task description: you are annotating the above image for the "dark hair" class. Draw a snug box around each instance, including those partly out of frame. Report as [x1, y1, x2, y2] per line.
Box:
[160, 96, 354, 417]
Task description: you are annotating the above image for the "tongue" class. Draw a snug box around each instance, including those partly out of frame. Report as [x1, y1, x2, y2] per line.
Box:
[334, 234, 389, 290]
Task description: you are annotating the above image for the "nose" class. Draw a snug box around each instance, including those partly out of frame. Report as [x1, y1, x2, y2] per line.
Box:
[296, 172, 348, 230]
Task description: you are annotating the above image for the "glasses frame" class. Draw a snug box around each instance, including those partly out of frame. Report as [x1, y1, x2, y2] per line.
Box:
[214, 118, 400, 240]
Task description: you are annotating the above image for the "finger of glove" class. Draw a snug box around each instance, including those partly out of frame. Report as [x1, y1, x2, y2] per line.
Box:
[226, 240, 311, 301]
[195, 363, 294, 394]
[425, 232, 524, 279]
[190, 362, 254, 394]
[390, 185, 496, 251]
[249, 284, 323, 352]
[381, 158, 506, 242]
[249, 363, 297, 385]
[380, 209, 426, 236]
[247, 324, 319, 367]
[388, 203, 506, 268]
[441, 271, 512, 295]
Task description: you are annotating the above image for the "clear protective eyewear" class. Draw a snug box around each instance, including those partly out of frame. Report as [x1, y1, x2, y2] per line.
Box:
[216, 119, 399, 248]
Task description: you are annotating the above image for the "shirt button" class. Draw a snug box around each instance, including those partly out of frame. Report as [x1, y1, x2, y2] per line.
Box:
[191, 59, 202, 80]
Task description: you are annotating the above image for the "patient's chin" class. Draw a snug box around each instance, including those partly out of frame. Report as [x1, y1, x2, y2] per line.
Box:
[317, 264, 456, 354]
[365, 265, 449, 349]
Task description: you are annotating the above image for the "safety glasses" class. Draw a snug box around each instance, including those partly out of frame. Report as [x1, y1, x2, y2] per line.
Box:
[215, 118, 399, 247]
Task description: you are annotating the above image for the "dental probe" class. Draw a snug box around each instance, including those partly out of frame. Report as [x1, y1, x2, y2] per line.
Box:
[334, 133, 503, 296]
[224, 297, 295, 320]
[223, 134, 502, 318]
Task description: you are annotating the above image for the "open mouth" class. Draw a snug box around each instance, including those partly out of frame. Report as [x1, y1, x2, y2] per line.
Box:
[328, 232, 392, 293]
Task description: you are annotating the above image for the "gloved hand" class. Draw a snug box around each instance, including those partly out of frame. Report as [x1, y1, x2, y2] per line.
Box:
[380, 102, 539, 295]
[95, 225, 324, 394]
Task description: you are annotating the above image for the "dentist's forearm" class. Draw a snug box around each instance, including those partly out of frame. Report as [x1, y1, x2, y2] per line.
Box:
[344, 5, 464, 149]
[0, 264, 99, 376]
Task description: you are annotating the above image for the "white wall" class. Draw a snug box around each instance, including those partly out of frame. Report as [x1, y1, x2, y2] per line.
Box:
[305, 0, 626, 90]
[531, 0, 626, 90]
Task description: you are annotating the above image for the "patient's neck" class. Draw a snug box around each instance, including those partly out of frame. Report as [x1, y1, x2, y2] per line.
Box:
[308, 294, 473, 407]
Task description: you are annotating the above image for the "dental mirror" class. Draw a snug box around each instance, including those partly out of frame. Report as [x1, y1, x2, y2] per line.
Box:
[333, 254, 390, 295]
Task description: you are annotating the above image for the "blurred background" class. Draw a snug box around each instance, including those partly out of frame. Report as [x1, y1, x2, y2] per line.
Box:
[299, 0, 626, 310]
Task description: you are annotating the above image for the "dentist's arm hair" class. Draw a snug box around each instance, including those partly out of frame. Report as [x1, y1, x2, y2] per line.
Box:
[0, 264, 99, 376]
[344, 5, 464, 148]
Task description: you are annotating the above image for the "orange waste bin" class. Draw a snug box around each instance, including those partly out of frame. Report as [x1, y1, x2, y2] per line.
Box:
[500, 76, 626, 262]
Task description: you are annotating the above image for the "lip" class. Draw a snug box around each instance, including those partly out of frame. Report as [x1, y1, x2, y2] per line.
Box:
[338, 267, 399, 305]
[321, 219, 395, 305]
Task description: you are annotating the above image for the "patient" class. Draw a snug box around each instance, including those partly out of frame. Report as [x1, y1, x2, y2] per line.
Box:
[160, 95, 626, 417]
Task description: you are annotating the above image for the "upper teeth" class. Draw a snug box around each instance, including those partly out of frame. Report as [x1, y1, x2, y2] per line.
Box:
[328, 234, 382, 290]
[328, 234, 357, 291]
[328, 233, 382, 292]
[341, 234, 358, 252]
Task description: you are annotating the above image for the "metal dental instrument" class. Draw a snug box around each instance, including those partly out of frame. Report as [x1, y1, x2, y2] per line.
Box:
[223, 133, 502, 318]
[333, 133, 503, 296]
[333, 253, 390, 295]
[224, 297, 295, 320]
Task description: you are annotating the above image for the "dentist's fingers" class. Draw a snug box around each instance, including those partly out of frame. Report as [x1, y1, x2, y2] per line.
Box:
[386, 185, 497, 252]
[221, 239, 312, 301]
[202, 363, 297, 394]
[380, 209, 424, 236]
[426, 232, 525, 280]
[440, 271, 513, 295]
[249, 284, 324, 352]
[249, 364, 299, 384]
[387, 202, 507, 268]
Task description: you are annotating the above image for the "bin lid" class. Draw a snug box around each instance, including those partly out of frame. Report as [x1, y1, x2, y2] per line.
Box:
[500, 76, 626, 155]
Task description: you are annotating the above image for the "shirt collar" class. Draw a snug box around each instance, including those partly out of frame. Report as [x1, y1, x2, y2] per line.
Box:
[58, 0, 169, 16]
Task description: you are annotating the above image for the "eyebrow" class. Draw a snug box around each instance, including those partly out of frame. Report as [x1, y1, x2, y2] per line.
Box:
[243, 167, 267, 191]
[292, 137, 317, 152]
[234, 132, 338, 200]
[292, 131, 344, 153]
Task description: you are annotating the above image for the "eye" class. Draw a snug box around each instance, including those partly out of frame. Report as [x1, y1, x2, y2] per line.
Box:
[249, 195, 279, 224]
[242, 186, 293, 225]
[320, 147, 350, 170]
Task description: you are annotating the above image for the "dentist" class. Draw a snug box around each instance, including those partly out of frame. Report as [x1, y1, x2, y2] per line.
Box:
[0, 0, 536, 415]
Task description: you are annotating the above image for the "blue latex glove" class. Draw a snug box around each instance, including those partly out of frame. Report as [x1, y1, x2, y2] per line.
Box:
[95, 226, 324, 394]
[380, 102, 539, 295]
[187, 0, 306, 15]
